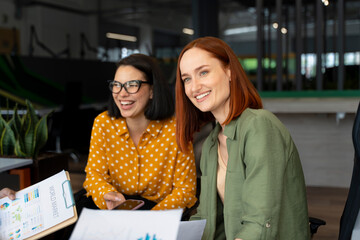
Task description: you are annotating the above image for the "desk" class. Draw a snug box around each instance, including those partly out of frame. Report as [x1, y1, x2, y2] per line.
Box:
[0, 158, 33, 173]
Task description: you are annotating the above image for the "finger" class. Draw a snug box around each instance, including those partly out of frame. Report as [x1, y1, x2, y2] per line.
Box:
[103, 192, 125, 209]
[104, 192, 125, 202]
[0, 188, 16, 200]
[106, 201, 119, 210]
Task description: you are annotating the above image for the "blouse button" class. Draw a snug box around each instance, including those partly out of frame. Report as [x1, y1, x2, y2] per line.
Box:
[265, 222, 271, 228]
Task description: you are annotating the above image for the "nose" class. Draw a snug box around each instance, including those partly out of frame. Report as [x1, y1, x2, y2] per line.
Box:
[191, 77, 202, 92]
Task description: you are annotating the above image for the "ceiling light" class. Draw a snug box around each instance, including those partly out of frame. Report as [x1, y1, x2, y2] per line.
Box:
[183, 28, 194, 35]
[106, 32, 137, 42]
[224, 26, 257, 35]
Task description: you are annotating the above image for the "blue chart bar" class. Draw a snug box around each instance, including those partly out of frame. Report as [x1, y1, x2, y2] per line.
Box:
[138, 233, 158, 240]
[24, 188, 40, 203]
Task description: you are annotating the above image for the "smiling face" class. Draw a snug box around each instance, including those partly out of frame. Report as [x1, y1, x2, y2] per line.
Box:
[179, 47, 231, 123]
[113, 65, 153, 121]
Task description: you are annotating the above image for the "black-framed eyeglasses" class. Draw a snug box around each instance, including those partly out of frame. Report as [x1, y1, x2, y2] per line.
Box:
[108, 80, 151, 94]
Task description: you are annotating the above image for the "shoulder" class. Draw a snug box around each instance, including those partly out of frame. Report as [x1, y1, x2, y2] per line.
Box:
[240, 108, 277, 121]
[224, 108, 290, 140]
[237, 108, 284, 129]
[93, 111, 125, 127]
[94, 111, 111, 121]
[236, 109, 293, 144]
[161, 115, 176, 126]
[148, 116, 176, 138]
[157, 116, 176, 131]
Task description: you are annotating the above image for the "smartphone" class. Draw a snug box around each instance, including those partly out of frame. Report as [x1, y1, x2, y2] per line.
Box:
[114, 199, 145, 210]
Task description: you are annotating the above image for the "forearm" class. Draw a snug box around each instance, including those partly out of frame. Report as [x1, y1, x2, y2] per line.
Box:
[83, 166, 117, 209]
[152, 186, 197, 210]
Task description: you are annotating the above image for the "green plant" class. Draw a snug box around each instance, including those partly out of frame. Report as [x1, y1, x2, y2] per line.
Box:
[0, 99, 50, 159]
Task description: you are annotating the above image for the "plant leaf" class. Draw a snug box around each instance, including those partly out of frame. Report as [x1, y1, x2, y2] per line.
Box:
[9, 105, 22, 139]
[0, 117, 16, 155]
[32, 113, 49, 159]
[22, 110, 33, 157]
[14, 139, 27, 157]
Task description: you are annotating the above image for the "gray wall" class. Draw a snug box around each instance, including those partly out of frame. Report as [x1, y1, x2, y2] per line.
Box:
[264, 98, 358, 188]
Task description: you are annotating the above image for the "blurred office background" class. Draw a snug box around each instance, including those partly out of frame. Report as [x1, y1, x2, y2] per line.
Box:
[0, 1, 359, 238]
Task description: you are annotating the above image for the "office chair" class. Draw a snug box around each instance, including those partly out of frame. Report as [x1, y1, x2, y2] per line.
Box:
[338, 101, 360, 240]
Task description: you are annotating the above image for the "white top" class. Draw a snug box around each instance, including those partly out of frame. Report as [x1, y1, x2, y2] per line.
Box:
[217, 144, 227, 203]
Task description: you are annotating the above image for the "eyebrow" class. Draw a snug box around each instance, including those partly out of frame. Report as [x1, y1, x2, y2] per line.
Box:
[181, 64, 209, 78]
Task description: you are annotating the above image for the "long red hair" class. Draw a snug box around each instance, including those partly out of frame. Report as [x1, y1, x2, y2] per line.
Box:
[175, 37, 262, 152]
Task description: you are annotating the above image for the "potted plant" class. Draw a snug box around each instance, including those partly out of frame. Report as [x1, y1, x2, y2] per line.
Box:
[0, 100, 49, 159]
[0, 99, 69, 186]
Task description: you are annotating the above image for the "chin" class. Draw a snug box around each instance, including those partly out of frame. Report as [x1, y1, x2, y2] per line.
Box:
[197, 106, 212, 113]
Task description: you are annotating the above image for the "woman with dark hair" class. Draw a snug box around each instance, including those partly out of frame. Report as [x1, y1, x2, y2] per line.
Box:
[176, 37, 310, 239]
[83, 53, 197, 211]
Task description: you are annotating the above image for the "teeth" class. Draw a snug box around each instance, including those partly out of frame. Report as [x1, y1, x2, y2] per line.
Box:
[121, 101, 133, 105]
[196, 92, 210, 100]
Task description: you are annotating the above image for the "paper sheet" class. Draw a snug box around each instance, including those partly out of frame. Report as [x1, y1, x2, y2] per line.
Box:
[0, 170, 75, 240]
[70, 208, 183, 240]
[177, 219, 206, 240]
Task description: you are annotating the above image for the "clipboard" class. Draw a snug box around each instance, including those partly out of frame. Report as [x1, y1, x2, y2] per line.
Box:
[0, 170, 78, 240]
[26, 171, 78, 240]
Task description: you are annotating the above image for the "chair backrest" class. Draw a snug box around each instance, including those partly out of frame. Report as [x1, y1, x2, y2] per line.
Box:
[338, 101, 360, 240]
[353, 102, 360, 162]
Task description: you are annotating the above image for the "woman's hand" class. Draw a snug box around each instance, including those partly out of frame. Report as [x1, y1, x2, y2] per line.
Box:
[103, 192, 126, 210]
[0, 188, 16, 200]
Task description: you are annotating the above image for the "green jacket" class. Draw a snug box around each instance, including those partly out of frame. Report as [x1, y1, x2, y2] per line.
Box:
[191, 108, 310, 240]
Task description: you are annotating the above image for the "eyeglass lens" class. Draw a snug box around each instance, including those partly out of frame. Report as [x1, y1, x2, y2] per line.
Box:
[109, 80, 144, 94]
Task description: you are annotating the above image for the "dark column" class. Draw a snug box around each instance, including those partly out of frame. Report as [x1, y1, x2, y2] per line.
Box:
[266, 5, 272, 90]
[276, 0, 283, 91]
[316, 0, 324, 90]
[337, 0, 345, 90]
[192, 0, 219, 38]
[256, 0, 264, 91]
[332, 0, 337, 85]
[303, 4, 308, 83]
[284, 7, 289, 89]
[295, 0, 303, 90]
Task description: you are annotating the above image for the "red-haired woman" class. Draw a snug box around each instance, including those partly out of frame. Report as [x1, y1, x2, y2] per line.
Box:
[176, 37, 310, 240]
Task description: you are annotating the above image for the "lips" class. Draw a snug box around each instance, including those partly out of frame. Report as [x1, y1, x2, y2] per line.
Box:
[195, 91, 210, 100]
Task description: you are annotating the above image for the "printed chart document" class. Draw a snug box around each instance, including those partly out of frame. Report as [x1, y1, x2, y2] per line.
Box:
[70, 208, 183, 240]
[70, 208, 206, 240]
[0, 170, 77, 240]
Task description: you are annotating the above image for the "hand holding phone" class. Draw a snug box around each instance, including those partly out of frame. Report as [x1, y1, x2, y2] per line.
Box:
[114, 199, 145, 210]
[104, 192, 126, 210]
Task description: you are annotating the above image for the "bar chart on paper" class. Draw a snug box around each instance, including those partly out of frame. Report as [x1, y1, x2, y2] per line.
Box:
[0, 171, 77, 240]
[70, 208, 182, 240]
[137, 233, 160, 240]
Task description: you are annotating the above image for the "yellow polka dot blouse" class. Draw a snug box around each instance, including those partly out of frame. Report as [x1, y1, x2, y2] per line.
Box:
[83, 111, 197, 210]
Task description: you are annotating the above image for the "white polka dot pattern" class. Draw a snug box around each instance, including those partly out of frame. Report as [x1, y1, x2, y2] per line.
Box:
[83, 111, 197, 210]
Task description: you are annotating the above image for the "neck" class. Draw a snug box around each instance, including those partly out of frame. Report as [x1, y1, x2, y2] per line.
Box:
[212, 100, 230, 126]
[126, 116, 150, 146]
